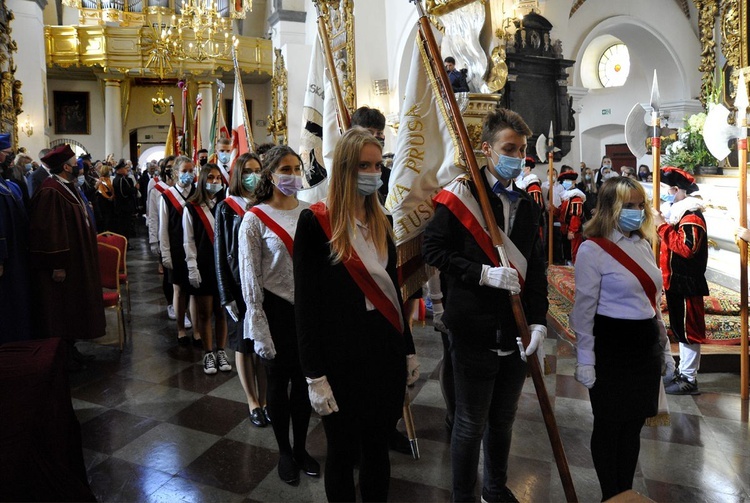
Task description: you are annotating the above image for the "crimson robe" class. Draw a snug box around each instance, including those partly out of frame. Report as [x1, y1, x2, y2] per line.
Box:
[29, 176, 105, 340]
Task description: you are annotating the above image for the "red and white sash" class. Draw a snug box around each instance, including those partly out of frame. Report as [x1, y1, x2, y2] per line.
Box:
[164, 186, 188, 215]
[153, 180, 169, 195]
[250, 206, 294, 257]
[589, 237, 658, 313]
[310, 202, 404, 333]
[225, 195, 249, 218]
[191, 202, 216, 244]
[433, 176, 528, 287]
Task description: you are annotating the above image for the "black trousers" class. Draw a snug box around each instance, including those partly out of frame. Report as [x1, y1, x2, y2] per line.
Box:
[591, 416, 646, 501]
[264, 361, 311, 456]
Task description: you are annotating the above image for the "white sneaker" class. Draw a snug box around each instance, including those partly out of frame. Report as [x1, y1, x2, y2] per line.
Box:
[167, 305, 176, 320]
[216, 349, 232, 372]
[203, 352, 217, 375]
[184, 315, 192, 329]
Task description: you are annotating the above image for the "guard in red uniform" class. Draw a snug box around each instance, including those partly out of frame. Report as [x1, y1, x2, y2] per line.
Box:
[557, 171, 586, 264]
[652, 167, 707, 395]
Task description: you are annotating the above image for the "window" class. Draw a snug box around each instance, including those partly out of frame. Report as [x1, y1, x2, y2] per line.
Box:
[598, 44, 630, 88]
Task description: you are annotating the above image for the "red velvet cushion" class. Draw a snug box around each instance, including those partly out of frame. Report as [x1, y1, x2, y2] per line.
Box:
[102, 291, 120, 307]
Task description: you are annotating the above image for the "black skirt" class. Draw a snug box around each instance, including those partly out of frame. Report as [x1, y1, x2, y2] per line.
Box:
[588, 314, 661, 421]
[261, 290, 301, 370]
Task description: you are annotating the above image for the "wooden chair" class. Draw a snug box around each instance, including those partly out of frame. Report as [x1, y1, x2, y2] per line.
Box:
[97, 232, 131, 321]
[98, 242, 126, 351]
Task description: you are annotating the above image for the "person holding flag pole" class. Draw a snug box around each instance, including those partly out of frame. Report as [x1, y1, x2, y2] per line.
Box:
[397, 1, 576, 502]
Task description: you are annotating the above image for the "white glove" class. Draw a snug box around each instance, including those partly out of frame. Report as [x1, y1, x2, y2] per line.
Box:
[516, 324, 546, 363]
[575, 363, 596, 389]
[162, 255, 173, 269]
[225, 301, 239, 322]
[150, 243, 160, 255]
[188, 268, 202, 288]
[433, 310, 448, 333]
[254, 335, 276, 360]
[306, 375, 339, 416]
[479, 264, 521, 294]
[406, 354, 421, 385]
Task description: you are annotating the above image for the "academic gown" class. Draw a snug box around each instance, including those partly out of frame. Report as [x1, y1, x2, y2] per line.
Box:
[0, 178, 32, 343]
[29, 176, 106, 340]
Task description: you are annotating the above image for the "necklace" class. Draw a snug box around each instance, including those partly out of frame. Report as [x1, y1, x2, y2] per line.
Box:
[55, 175, 90, 228]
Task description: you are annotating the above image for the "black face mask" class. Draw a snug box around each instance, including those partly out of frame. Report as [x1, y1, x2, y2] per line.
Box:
[0, 152, 14, 170]
[199, 158, 208, 166]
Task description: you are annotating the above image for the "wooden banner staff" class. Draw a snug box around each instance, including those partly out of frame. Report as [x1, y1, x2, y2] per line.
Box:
[649, 72, 662, 259]
[738, 86, 749, 400]
[546, 125, 555, 266]
[314, 0, 351, 130]
[410, 1, 577, 500]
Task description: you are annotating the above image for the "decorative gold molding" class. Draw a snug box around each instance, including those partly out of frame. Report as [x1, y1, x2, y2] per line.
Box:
[696, 0, 719, 107]
[45, 25, 272, 80]
[426, 0, 478, 17]
[267, 48, 287, 144]
[0, 0, 21, 149]
[317, 0, 356, 112]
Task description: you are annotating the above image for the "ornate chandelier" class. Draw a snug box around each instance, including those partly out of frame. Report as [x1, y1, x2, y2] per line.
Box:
[164, 0, 238, 63]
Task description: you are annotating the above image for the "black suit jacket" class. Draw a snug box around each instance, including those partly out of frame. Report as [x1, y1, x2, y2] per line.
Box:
[29, 167, 49, 198]
[422, 170, 548, 350]
[214, 199, 246, 310]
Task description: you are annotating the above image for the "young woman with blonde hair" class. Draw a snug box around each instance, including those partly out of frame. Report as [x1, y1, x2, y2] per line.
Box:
[294, 127, 418, 502]
[571, 176, 669, 500]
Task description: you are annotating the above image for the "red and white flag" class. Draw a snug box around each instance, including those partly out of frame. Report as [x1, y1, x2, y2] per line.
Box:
[230, 49, 253, 170]
[192, 94, 203, 165]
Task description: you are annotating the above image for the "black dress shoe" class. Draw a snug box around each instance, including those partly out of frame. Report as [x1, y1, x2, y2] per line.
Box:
[263, 406, 272, 424]
[192, 338, 203, 348]
[249, 407, 267, 427]
[278, 453, 299, 485]
[293, 451, 320, 477]
[388, 429, 412, 455]
[177, 336, 190, 346]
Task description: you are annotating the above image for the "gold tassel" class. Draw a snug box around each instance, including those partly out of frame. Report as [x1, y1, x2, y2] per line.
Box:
[644, 413, 671, 427]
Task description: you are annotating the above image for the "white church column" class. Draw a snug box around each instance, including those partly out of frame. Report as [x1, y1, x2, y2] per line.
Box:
[198, 81, 213, 150]
[567, 86, 589, 169]
[7, 0, 46, 156]
[269, 0, 309, 152]
[104, 79, 123, 158]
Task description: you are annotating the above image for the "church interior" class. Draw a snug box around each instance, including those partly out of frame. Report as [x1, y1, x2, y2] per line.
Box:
[2, 0, 750, 501]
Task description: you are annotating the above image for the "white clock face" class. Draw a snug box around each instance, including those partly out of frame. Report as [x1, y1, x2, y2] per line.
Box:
[598, 44, 630, 88]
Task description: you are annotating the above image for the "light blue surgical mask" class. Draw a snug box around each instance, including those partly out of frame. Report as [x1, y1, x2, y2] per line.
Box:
[77, 175, 85, 186]
[178, 172, 194, 186]
[660, 193, 675, 203]
[490, 149, 525, 181]
[24, 163, 33, 173]
[217, 152, 231, 165]
[619, 208, 645, 232]
[357, 171, 383, 196]
[242, 173, 260, 192]
[562, 180, 574, 190]
[205, 182, 222, 195]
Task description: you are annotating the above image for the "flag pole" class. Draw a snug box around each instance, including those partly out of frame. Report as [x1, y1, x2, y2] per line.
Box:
[232, 46, 254, 153]
[649, 71, 662, 259]
[547, 123, 555, 266]
[314, 0, 351, 130]
[410, 2, 577, 500]
[737, 73, 749, 400]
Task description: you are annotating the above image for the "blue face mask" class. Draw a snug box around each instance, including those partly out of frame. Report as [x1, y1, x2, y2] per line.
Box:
[357, 172, 383, 196]
[562, 180, 574, 190]
[242, 173, 260, 192]
[205, 182, 222, 195]
[178, 172, 194, 186]
[619, 208, 645, 232]
[217, 152, 231, 165]
[490, 149, 524, 181]
[660, 193, 675, 203]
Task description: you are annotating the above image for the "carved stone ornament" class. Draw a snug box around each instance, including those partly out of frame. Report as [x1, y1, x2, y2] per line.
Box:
[0, 0, 19, 148]
[267, 47, 288, 144]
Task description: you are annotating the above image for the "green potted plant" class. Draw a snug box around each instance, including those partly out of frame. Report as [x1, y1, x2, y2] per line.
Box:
[662, 112, 719, 174]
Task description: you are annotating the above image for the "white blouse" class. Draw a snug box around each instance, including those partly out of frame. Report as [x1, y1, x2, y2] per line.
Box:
[570, 230, 664, 366]
[238, 201, 309, 341]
